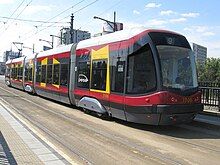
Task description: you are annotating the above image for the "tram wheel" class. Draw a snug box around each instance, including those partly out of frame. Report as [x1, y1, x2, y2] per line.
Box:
[97, 112, 111, 120]
[83, 108, 91, 114]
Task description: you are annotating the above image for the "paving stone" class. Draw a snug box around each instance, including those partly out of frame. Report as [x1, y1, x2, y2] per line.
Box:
[0, 104, 66, 164]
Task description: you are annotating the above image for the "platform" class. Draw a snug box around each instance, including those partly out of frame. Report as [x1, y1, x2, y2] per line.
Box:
[0, 103, 68, 165]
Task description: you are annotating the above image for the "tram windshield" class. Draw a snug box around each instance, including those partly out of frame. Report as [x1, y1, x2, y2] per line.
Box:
[157, 45, 198, 91]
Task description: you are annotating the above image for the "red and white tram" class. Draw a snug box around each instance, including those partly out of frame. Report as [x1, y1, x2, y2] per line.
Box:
[5, 27, 203, 125]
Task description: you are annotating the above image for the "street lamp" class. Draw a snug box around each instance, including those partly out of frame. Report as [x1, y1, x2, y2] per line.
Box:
[39, 38, 53, 49]
[23, 45, 35, 54]
[50, 34, 63, 45]
[94, 11, 116, 32]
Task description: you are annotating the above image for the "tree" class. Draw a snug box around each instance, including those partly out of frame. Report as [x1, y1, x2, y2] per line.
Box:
[197, 58, 220, 83]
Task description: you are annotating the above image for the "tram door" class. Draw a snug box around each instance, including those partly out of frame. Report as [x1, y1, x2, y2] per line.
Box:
[90, 46, 110, 111]
[109, 45, 127, 120]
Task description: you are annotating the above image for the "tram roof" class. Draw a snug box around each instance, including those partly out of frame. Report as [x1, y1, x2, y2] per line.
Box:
[25, 53, 36, 61]
[77, 27, 148, 49]
[11, 56, 25, 63]
[36, 27, 180, 58]
[37, 44, 73, 58]
[5, 60, 12, 65]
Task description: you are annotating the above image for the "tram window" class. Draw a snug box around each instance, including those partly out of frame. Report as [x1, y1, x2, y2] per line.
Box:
[41, 65, 46, 83]
[11, 68, 15, 78]
[25, 67, 28, 81]
[16, 67, 19, 79]
[111, 60, 125, 93]
[18, 67, 22, 80]
[17, 67, 19, 79]
[53, 64, 60, 85]
[14, 68, 17, 79]
[21, 67, 23, 80]
[28, 67, 32, 81]
[77, 61, 90, 88]
[91, 59, 107, 90]
[13, 68, 16, 79]
[47, 65, 52, 84]
[36, 65, 41, 83]
[11, 68, 14, 79]
[60, 64, 68, 87]
[126, 44, 156, 94]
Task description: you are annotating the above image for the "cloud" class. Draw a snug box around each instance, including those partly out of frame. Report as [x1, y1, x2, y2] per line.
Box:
[145, 3, 161, 9]
[184, 26, 215, 37]
[169, 18, 187, 23]
[160, 10, 176, 16]
[146, 19, 167, 26]
[182, 26, 220, 58]
[184, 26, 211, 33]
[123, 22, 143, 29]
[181, 12, 200, 18]
[0, 0, 14, 4]
[133, 10, 140, 15]
[202, 32, 215, 36]
[23, 5, 53, 15]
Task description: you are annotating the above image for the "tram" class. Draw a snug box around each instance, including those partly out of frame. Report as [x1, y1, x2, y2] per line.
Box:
[5, 27, 203, 125]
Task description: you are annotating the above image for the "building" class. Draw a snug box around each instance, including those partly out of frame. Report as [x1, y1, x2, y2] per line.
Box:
[0, 62, 5, 75]
[3, 50, 20, 62]
[191, 43, 207, 64]
[59, 28, 91, 45]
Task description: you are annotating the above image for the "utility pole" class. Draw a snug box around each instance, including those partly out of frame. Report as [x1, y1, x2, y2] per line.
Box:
[70, 13, 74, 44]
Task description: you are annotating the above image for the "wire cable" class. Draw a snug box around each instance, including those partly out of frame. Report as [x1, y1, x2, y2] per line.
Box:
[77, 0, 123, 31]
[21, 0, 86, 40]
[1, 0, 33, 33]
[0, 0, 26, 29]
[23, 0, 100, 41]
[0, 16, 69, 24]
[36, 0, 86, 29]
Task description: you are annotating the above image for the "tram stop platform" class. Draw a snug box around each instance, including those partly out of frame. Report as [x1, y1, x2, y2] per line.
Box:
[0, 102, 68, 165]
[196, 106, 220, 126]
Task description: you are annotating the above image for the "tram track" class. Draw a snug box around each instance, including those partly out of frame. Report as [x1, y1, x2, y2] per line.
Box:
[0, 86, 182, 165]
[0, 82, 220, 165]
[0, 97, 92, 165]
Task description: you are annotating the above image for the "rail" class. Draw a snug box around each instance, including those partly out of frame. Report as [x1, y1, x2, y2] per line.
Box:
[199, 86, 220, 111]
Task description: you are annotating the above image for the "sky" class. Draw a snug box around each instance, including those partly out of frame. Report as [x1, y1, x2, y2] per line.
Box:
[0, 0, 220, 61]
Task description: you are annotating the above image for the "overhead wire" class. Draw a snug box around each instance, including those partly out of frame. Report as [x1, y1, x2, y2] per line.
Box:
[4, 0, 33, 31]
[22, 0, 100, 41]
[0, 0, 25, 30]
[32, 0, 86, 29]
[0, 0, 34, 54]
[77, 0, 123, 31]
[0, 16, 69, 24]
[21, 0, 87, 40]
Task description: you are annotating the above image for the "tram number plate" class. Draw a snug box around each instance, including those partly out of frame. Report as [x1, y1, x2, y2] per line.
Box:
[182, 97, 193, 104]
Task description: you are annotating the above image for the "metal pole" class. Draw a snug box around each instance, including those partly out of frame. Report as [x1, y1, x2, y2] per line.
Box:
[33, 44, 35, 54]
[51, 36, 54, 49]
[60, 30, 63, 45]
[114, 11, 116, 32]
[218, 89, 220, 111]
[70, 14, 74, 43]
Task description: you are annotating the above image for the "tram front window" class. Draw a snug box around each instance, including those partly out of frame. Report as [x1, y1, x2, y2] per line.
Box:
[157, 45, 198, 92]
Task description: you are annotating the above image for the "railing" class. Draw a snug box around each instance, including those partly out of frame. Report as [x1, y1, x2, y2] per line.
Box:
[199, 82, 220, 111]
